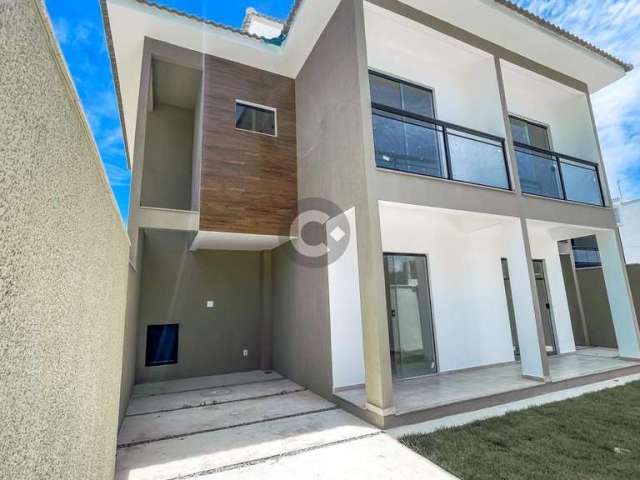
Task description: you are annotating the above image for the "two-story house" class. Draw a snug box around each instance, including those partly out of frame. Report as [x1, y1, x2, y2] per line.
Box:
[105, 0, 640, 428]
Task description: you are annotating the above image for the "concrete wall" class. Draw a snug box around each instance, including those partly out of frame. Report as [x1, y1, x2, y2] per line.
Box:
[365, 2, 506, 138]
[136, 230, 265, 383]
[285, 0, 394, 408]
[502, 60, 600, 164]
[271, 245, 333, 398]
[119, 242, 142, 425]
[140, 104, 194, 211]
[575, 268, 621, 348]
[617, 200, 640, 264]
[0, 1, 129, 479]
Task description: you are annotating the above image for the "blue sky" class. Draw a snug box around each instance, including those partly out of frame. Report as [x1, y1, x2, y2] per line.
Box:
[45, 0, 639, 222]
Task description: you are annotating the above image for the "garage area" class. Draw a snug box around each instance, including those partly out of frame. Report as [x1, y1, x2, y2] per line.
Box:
[117, 371, 382, 479]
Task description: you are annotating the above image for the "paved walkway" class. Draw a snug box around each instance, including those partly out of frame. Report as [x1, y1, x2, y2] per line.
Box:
[117, 371, 456, 480]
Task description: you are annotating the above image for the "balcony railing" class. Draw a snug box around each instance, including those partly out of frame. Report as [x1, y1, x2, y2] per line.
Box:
[514, 142, 605, 207]
[372, 103, 511, 190]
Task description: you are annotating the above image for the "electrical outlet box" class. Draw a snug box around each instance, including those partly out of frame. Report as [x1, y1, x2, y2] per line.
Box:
[206, 300, 214, 308]
[243, 349, 249, 357]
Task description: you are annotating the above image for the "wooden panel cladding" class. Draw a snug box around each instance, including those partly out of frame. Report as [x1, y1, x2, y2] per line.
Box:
[200, 55, 297, 236]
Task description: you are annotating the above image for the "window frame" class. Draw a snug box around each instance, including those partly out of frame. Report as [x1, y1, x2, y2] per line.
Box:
[235, 100, 278, 137]
[508, 114, 553, 151]
[368, 69, 439, 121]
[145, 323, 179, 367]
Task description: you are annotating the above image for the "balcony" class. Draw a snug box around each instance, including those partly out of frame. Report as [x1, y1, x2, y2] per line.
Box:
[514, 142, 605, 207]
[372, 103, 511, 191]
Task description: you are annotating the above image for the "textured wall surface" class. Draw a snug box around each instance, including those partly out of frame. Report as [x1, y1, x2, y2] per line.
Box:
[0, 1, 130, 479]
[140, 104, 194, 211]
[136, 231, 265, 384]
[576, 268, 617, 348]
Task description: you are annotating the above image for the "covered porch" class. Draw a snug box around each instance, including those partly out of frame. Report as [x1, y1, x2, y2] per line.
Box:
[328, 202, 640, 427]
[336, 347, 640, 423]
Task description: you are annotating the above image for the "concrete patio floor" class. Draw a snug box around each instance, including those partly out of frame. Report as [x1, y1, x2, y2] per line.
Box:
[336, 348, 640, 418]
[116, 371, 455, 480]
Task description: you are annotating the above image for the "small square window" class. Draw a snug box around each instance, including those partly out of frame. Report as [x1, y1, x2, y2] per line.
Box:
[235, 101, 277, 136]
[146, 324, 179, 366]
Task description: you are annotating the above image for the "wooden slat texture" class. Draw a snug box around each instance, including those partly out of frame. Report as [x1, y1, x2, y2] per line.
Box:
[200, 55, 297, 235]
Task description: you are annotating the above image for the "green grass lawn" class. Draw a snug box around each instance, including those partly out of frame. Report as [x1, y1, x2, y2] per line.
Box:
[401, 381, 640, 480]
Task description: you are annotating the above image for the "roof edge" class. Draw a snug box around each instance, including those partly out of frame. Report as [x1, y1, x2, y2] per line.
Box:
[493, 0, 633, 73]
[99, 0, 132, 169]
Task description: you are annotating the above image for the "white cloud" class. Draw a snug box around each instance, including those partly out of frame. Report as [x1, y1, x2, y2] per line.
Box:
[514, 0, 640, 200]
[52, 17, 69, 45]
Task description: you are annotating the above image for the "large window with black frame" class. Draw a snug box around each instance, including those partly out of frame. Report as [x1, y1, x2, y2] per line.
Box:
[369, 71, 510, 190]
[510, 116, 604, 206]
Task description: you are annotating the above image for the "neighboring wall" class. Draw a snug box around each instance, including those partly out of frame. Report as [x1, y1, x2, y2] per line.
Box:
[136, 231, 265, 383]
[563, 264, 640, 349]
[200, 55, 297, 235]
[0, 2, 129, 479]
[617, 200, 640, 264]
[574, 268, 619, 348]
[119, 246, 141, 424]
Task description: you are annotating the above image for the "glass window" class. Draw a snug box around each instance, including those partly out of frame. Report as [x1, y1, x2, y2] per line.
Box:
[516, 148, 562, 198]
[447, 130, 509, 189]
[146, 324, 179, 366]
[235, 102, 276, 136]
[369, 72, 435, 118]
[509, 116, 550, 150]
[572, 236, 601, 268]
[372, 112, 446, 177]
[560, 160, 603, 206]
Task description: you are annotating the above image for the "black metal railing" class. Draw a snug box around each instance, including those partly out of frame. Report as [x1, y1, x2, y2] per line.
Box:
[513, 142, 605, 207]
[371, 103, 512, 191]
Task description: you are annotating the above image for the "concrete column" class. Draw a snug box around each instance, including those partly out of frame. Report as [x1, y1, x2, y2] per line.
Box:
[494, 56, 522, 195]
[295, 0, 394, 413]
[504, 219, 550, 379]
[596, 229, 640, 358]
[351, 0, 395, 416]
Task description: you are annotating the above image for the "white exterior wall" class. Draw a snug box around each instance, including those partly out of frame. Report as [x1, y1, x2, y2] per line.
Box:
[527, 226, 576, 354]
[328, 209, 366, 389]
[364, 3, 506, 138]
[617, 200, 640, 264]
[379, 204, 516, 372]
[501, 61, 600, 164]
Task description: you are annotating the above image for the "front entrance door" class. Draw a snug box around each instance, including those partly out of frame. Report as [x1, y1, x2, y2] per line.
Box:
[533, 260, 558, 355]
[383, 254, 437, 378]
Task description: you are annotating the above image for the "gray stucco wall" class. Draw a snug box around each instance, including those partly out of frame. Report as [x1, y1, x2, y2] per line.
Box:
[563, 264, 640, 348]
[576, 268, 617, 348]
[136, 230, 266, 383]
[119, 254, 141, 425]
[140, 104, 194, 211]
[271, 245, 333, 398]
[0, 1, 129, 479]
[280, 0, 393, 408]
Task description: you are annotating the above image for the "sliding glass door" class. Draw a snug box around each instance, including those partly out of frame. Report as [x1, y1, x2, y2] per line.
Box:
[383, 254, 437, 378]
